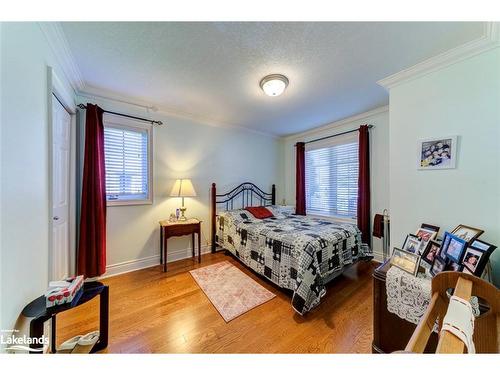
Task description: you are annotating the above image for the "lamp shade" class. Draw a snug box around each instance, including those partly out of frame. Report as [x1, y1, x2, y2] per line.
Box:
[170, 179, 197, 197]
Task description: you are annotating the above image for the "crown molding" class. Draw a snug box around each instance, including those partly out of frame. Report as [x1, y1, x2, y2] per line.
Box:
[283, 105, 389, 141]
[38, 22, 85, 92]
[78, 85, 279, 139]
[378, 22, 500, 90]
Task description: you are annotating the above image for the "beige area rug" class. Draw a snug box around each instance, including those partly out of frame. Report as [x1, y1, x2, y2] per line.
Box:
[189, 261, 276, 322]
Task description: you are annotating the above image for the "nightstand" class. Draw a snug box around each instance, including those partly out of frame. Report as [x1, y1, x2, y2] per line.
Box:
[159, 218, 202, 272]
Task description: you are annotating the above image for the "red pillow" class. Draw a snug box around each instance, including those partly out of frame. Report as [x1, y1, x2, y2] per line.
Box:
[245, 206, 274, 219]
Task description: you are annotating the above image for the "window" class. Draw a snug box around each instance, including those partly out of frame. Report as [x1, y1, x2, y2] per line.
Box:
[103, 117, 152, 205]
[305, 134, 358, 219]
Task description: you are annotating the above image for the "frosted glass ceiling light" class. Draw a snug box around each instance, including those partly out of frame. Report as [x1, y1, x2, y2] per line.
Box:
[260, 74, 289, 97]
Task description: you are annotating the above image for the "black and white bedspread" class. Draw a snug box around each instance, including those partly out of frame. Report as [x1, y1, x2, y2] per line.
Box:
[216, 206, 372, 315]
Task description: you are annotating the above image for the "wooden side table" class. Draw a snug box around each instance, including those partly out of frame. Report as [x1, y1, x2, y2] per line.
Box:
[21, 281, 109, 354]
[372, 260, 438, 353]
[159, 218, 202, 272]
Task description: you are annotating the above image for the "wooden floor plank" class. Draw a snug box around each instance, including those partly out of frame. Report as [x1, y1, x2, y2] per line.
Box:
[56, 253, 377, 353]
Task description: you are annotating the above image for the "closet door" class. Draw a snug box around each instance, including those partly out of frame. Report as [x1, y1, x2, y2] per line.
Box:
[50, 95, 71, 281]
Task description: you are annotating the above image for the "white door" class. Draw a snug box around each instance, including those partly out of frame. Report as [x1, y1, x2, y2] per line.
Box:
[51, 95, 71, 281]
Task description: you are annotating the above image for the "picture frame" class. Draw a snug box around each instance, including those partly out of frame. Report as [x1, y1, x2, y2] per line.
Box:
[445, 261, 463, 272]
[417, 136, 457, 170]
[451, 224, 484, 244]
[461, 239, 497, 276]
[470, 239, 496, 253]
[390, 248, 421, 276]
[420, 223, 440, 234]
[430, 257, 446, 276]
[415, 226, 438, 254]
[421, 240, 441, 265]
[443, 232, 468, 264]
[462, 267, 473, 275]
[437, 232, 452, 261]
[402, 233, 422, 254]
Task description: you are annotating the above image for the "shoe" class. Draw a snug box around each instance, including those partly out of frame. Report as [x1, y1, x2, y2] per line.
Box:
[56, 335, 82, 353]
[70, 331, 100, 354]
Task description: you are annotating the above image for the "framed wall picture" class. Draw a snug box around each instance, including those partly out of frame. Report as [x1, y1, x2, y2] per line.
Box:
[402, 233, 422, 254]
[390, 248, 421, 276]
[421, 240, 441, 265]
[417, 136, 457, 170]
[461, 239, 497, 276]
[451, 224, 484, 244]
[443, 232, 468, 264]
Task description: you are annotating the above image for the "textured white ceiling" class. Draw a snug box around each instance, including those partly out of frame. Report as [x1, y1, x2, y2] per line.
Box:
[61, 22, 484, 136]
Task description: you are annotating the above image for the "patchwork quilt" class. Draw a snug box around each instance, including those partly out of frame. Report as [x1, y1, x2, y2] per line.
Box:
[216, 206, 372, 314]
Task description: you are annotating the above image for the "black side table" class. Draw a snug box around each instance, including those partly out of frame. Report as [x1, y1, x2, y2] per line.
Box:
[21, 281, 109, 354]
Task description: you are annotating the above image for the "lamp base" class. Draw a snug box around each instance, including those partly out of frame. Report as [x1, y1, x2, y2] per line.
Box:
[179, 207, 187, 221]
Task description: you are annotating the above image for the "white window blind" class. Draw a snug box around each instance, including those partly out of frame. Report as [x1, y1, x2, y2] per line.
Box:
[104, 125, 150, 203]
[305, 136, 359, 219]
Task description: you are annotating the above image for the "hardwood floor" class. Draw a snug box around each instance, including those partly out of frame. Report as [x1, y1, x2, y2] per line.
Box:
[56, 253, 377, 353]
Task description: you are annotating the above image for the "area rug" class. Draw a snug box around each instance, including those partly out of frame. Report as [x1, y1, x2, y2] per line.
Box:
[189, 261, 276, 322]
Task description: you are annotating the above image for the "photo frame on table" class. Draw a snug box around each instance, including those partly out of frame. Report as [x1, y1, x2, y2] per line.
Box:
[451, 224, 484, 244]
[420, 223, 440, 234]
[402, 233, 422, 254]
[421, 240, 441, 265]
[415, 226, 438, 254]
[461, 239, 497, 276]
[430, 257, 446, 276]
[445, 261, 463, 272]
[417, 136, 457, 170]
[462, 267, 473, 275]
[390, 248, 421, 276]
[437, 232, 453, 261]
[443, 232, 468, 264]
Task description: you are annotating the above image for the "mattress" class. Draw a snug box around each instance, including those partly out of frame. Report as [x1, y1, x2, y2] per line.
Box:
[216, 206, 372, 314]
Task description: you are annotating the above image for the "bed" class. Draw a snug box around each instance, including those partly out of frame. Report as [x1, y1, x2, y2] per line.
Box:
[210, 182, 372, 315]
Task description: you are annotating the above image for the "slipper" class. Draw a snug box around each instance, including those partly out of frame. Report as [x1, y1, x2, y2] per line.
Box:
[71, 331, 100, 354]
[56, 335, 82, 353]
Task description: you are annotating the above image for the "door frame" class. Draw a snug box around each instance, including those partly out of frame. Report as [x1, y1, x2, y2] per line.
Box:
[48, 66, 77, 280]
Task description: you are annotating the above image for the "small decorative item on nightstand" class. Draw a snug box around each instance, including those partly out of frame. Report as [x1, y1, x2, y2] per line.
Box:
[170, 179, 197, 221]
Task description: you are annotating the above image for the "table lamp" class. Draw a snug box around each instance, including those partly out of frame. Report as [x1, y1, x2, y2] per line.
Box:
[170, 179, 197, 221]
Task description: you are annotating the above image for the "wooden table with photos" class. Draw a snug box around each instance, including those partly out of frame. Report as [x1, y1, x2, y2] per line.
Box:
[393, 223, 495, 280]
[375, 222, 497, 353]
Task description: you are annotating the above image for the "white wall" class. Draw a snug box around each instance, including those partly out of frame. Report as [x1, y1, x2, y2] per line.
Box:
[0, 23, 3, 337]
[0, 23, 75, 332]
[389, 48, 500, 286]
[76, 95, 282, 276]
[281, 106, 390, 260]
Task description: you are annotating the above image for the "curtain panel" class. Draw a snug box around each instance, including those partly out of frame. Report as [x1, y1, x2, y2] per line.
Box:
[77, 104, 107, 278]
[357, 125, 371, 247]
[295, 142, 306, 215]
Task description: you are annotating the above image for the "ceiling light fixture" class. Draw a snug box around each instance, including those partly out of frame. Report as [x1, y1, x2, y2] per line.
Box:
[260, 74, 289, 97]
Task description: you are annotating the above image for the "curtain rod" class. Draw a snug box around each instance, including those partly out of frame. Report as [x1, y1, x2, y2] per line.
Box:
[297, 124, 373, 145]
[77, 103, 163, 126]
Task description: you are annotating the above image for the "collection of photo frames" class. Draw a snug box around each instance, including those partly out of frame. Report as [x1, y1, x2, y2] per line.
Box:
[390, 223, 497, 278]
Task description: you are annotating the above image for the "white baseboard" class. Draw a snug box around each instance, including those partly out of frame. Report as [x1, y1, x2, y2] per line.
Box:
[101, 245, 211, 279]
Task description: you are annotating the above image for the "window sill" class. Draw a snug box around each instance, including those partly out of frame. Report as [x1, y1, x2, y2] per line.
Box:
[306, 213, 357, 224]
[107, 199, 153, 207]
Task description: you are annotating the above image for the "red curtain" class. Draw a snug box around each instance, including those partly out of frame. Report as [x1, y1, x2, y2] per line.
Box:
[357, 125, 371, 246]
[77, 104, 107, 278]
[295, 142, 306, 215]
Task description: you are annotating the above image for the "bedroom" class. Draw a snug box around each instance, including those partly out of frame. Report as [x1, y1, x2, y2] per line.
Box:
[1, 0, 499, 369]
